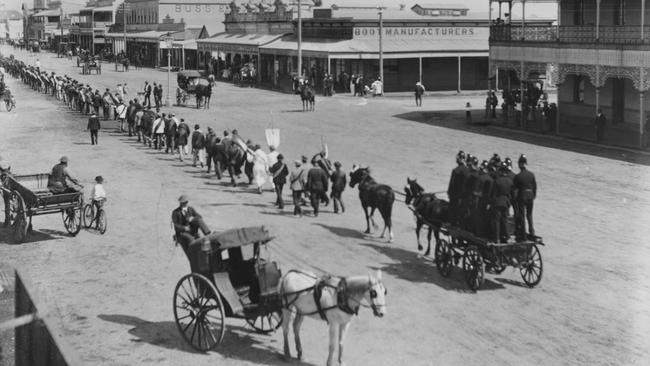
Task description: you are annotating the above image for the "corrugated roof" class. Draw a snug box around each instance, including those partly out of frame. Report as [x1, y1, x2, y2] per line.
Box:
[412, 3, 469, 10]
[199, 32, 285, 46]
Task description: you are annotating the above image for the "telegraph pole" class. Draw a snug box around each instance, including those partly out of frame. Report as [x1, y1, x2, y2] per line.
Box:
[297, 0, 302, 78]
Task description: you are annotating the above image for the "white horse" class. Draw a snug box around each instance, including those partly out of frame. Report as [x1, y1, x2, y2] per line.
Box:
[279, 270, 387, 366]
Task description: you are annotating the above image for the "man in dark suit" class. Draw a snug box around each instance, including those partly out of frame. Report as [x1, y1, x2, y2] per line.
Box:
[447, 150, 468, 224]
[330, 161, 347, 213]
[0, 160, 12, 227]
[473, 160, 494, 237]
[87, 113, 100, 145]
[270, 154, 289, 209]
[491, 162, 514, 243]
[171, 195, 211, 256]
[513, 154, 537, 240]
[595, 108, 606, 142]
[306, 161, 329, 217]
[143, 81, 152, 108]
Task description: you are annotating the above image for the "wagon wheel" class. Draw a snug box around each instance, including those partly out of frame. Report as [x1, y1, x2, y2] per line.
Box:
[5, 98, 14, 112]
[520, 245, 543, 287]
[174, 273, 226, 352]
[10, 191, 28, 244]
[246, 310, 282, 334]
[434, 239, 453, 277]
[462, 246, 485, 291]
[97, 210, 107, 234]
[62, 204, 82, 236]
[82, 203, 94, 229]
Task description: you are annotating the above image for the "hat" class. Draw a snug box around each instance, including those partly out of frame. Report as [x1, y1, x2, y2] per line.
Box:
[277, 154, 284, 160]
[518, 154, 528, 164]
[194, 124, 200, 129]
[178, 194, 189, 203]
[301, 155, 308, 163]
[95, 175, 103, 183]
[207, 127, 213, 132]
[60, 156, 69, 163]
[334, 161, 341, 168]
[0, 161, 10, 171]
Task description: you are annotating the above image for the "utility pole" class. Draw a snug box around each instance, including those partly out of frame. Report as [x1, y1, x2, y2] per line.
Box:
[297, 0, 302, 78]
[122, 2, 126, 55]
[378, 7, 383, 85]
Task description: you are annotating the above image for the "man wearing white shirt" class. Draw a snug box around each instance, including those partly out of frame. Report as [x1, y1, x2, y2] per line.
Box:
[90, 176, 107, 225]
[115, 100, 127, 132]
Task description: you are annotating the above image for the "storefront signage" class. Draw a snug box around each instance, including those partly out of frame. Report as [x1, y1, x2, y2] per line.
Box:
[173, 4, 228, 13]
[353, 27, 484, 39]
[200, 43, 258, 54]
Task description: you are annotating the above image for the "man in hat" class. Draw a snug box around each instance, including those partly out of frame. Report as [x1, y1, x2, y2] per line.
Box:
[171, 195, 210, 256]
[513, 154, 537, 240]
[87, 112, 101, 145]
[306, 159, 329, 217]
[143, 81, 152, 108]
[330, 161, 346, 213]
[491, 162, 514, 243]
[473, 160, 494, 237]
[289, 159, 305, 216]
[448, 151, 468, 224]
[165, 113, 178, 154]
[115, 98, 127, 132]
[0, 159, 12, 227]
[191, 124, 206, 168]
[270, 154, 289, 209]
[47, 156, 80, 194]
[205, 127, 219, 174]
[90, 175, 106, 225]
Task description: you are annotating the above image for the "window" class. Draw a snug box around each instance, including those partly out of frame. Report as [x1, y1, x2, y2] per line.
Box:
[573, 75, 585, 103]
[573, 0, 584, 25]
[613, 0, 625, 26]
[612, 78, 625, 124]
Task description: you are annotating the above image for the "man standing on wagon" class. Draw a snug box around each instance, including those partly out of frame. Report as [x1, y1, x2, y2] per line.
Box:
[513, 154, 537, 240]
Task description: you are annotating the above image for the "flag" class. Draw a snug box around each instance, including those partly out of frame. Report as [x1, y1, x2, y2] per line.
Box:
[265, 128, 280, 149]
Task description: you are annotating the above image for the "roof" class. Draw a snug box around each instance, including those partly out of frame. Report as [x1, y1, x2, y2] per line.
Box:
[190, 226, 273, 251]
[172, 39, 197, 50]
[33, 9, 61, 17]
[199, 32, 285, 46]
[412, 3, 469, 10]
[178, 70, 202, 77]
[105, 30, 173, 40]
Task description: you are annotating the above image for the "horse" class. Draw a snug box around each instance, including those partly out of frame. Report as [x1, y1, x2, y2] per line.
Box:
[279, 269, 386, 366]
[404, 178, 449, 256]
[349, 165, 395, 242]
[299, 83, 315, 112]
[194, 83, 212, 109]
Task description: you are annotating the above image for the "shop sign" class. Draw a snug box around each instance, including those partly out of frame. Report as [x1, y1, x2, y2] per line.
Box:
[173, 4, 229, 13]
[353, 26, 485, 39]
[201, 43, 258, 54]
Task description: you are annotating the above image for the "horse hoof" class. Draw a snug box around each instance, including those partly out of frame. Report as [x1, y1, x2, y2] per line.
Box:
[364, 230, 370, 234]
[417, 245, 423, 251]
[424, 250, 430, 256]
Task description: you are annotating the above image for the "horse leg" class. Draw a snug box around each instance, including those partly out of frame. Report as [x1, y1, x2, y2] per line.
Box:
[228, 165, 236, 187]
[326, 323, 339, 366]
[363, 205, 371, 234]
[416, 220, 424, 251]
[293, 313, 304, 360]
[282, 308, 292, 360]
[338, 322, 351, 366]
[370, 207, 379, 230]
[425, 227, 433, 256]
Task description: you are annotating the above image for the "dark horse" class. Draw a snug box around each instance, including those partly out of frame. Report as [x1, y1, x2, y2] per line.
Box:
[349, 166, 394, 242]
[208, 139, 247, 186]
[195, 83, 212, 109]
[299, 83, 315, 112]
[404, 178, 449, 256]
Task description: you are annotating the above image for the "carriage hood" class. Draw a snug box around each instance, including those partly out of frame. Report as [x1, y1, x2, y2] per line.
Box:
[189, 226, 273, 251]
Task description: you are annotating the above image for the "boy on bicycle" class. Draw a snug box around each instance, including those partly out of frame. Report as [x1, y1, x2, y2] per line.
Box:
[90, 176, 106, 225]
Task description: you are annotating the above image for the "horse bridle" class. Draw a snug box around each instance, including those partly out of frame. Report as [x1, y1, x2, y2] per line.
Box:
[347, 276, 387, 317]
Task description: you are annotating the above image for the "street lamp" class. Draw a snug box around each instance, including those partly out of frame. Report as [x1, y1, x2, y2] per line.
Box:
[163, 33, 173, 107]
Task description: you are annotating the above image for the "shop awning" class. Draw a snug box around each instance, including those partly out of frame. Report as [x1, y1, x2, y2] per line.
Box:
[172, 39, 197, 50]
[260, 36, 488, 59]
[105, 30, 176, 43]
[33, 9, 60, 17]
[197, 33, 286, 54]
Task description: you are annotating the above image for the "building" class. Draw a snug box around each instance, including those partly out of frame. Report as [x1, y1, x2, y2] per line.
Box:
[26, 0, 82, 49]
[0, 10, 24, 41]
[104, 0, 228, 68]
[71, 0, 121, 54]
[489, 0, 649, 149]
[198, 1, 496, 93]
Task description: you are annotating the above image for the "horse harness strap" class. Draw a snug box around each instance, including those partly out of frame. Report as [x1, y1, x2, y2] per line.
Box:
[336, 278, 360, 316]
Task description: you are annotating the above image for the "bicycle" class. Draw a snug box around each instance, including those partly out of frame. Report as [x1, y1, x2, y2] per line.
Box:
[82, 199, 107, 234]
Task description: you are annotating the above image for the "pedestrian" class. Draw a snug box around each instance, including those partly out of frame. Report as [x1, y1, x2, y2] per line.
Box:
[490, 91, 498, 118]
[350, 74, 356, 96]
[102, 88, 113, 120]
[115, 99, 127, 132]
[152, 113, 165, 150]
[153, 83, 159, 108]
[93, 90, 102, 116]
[90, 175, 107, 226]
[126, 100, 136, 137]
[250, 144, 269, 194]
[143, 81, 152, 108]
[491, 161, 514, 243]
[473, 160, 494, 237]
[513, 154, 537, 240]
[205, 127, 219, 174]
[330, 161, 346, 214]
[165, 113, 177, 154]
[87, 112, 100, 145]
[415, 81, 425, 107]
[595, 108, 606, 142]
[465, 102, 472, 124]
[191, 124, 206, 168]
[306, 160, 329, 217]
[270, 154, 289, 209]
[177, 118, 190, 161]
[289, 160, 305, 217]
[485, 91, 491, 118]
[171, 194, 211, 260]
[267, 145, 279, 189]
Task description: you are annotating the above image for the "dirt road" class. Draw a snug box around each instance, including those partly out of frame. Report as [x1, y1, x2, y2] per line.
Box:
[1, 47, 649, 366]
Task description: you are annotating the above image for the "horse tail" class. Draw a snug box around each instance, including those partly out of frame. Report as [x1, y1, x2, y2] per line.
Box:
[381, 189, 395, 229]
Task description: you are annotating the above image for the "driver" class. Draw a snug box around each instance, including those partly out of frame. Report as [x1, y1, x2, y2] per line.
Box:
[171, 194, 211, 256]
[47, 156, 81, 194]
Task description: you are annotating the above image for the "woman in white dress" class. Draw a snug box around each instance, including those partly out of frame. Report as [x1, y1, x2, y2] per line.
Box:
[249, 144, 269, 194]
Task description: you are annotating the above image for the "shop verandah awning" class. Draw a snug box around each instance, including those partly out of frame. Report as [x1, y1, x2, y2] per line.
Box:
[260, 36, 489, 59]
[197, 33, 287, 55]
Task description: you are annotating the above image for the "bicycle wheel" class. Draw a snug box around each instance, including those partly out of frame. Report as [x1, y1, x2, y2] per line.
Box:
[82, 204, 94, 229]
[97, 209, 107, 234]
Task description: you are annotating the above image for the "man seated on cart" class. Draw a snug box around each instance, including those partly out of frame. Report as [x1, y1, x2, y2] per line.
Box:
[172, 194, 211, 258]
[47, 156, 81, 194]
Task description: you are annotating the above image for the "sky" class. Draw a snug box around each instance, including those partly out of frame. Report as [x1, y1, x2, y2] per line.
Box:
[0, 0, 556, 18]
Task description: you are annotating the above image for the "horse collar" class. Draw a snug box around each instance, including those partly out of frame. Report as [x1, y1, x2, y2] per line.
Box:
[337, 278, 359, 316]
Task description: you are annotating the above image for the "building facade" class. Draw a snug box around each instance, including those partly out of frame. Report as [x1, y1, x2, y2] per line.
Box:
[489, 0, 649, 149]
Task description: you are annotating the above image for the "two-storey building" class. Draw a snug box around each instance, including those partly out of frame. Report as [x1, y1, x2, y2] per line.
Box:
[489, 0, 649, 149]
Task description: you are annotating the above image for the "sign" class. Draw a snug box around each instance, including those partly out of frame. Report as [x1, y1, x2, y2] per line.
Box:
[353, 26, 487, 39]
[173, 4, 228, 13]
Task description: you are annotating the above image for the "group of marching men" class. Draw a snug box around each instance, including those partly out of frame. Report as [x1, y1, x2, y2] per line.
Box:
[447, 151, 537, 243]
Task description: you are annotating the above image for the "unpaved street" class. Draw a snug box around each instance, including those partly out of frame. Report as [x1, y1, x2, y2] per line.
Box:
[1, 46, 649, 366]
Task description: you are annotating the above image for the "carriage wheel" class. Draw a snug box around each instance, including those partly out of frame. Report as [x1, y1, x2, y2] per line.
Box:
[245, 310, 282, 334]
[174, 273, 226, 352]
[5, 99, 14, 112]
[62, 205, 82, 236]
[82, 203, 94, 229]
[462, 247, 485, 291]
[97, 210, 107, 234]
[10, 192, 28, 244]
[520, 245, 543, 287]
[434, 239, 453, 277]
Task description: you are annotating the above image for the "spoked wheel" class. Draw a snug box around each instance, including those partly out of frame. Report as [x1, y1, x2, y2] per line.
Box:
[434, 239, 453, 277]
[82, 203, 94, 229]
[174, 273, 226, 352]
[462, 246, 485, 291]
[520, 244, 543, 287]
[62, 205, 82, 236]
[5, 98, 14, 112]
[97, 210, 107, 234]
[10, 192, 28, 244]
[246, 310, 282, 334]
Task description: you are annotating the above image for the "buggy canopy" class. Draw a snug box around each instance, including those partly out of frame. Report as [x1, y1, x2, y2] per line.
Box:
[189, 226, 273, 251]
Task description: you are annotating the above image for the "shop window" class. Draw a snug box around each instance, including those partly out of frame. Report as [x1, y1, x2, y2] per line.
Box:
[573, 75, 585, 103]
[612, 78, 625, 123]
[613, 0, 625, 25]
[573, 0, 584, 25]
[383, 59, 398, 73]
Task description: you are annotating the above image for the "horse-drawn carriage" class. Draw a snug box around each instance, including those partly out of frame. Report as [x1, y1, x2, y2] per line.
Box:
[82, 59, 101, 75]
[173, 226, 283, 351]
[176, 70, 211, 108]
[0, 173, 83, 243]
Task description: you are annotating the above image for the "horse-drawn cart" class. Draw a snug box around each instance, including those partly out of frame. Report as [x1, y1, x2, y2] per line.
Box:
[173, 226, 283, 351]
[82, 60, 101, 75]
[1, 173, 83, 243]
[176, 70, 210, 107]
[434, 225, 544, 291]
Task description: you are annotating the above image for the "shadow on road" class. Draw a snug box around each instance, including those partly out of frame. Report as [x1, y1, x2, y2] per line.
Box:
[360, 242, 505, 292]
[0, 226, 62, 245]
[312, 223, 366, 240]
[394, 110, 650, 166]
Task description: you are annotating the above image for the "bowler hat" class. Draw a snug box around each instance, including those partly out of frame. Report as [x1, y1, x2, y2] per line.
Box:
[60, 156, 69, 163]
[301, 155, 308, 163]
[277, 154, 284, 160]
[518, 154, 527, 164]
[95, 175, 103, 183]
[178, 194, 189, 203]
